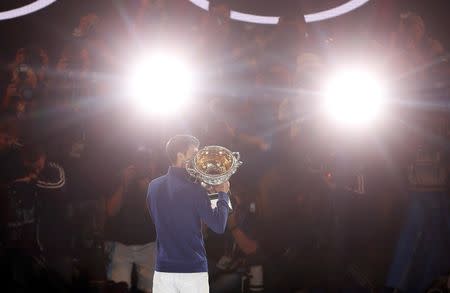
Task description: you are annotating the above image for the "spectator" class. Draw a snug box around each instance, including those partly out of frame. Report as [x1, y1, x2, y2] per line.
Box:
[198, 1, 234, 70]
[386, 134, 450, 293]
[388, 12, 431, 91]
[2, 57, 38, 116]
[72, 13, 100, 39]
[104, 148, 158, 293]
[37, 48, 50, 85]
[37, 156, 70, 284]
[270, 15, 309, 60]
[391, 12, 426, 52]
[0, 145, 67, 291]
[207, 186, 262, 293]
[7, 48, 28, 81]
[0, 122, 22, 187]
[208, 1, 232, 35]
[258, 163, 314, 292]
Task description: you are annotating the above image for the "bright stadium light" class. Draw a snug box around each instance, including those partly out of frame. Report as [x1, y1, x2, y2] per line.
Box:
[127, 52, 194, 116]
[323, 69, 386, 127]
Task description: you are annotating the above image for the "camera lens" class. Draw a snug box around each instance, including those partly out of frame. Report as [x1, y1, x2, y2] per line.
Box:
[17, 64, 28, 81]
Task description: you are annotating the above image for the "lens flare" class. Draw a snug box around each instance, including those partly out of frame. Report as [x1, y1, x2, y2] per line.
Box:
[324, 69, 386, 127]
[127, 53, 194, 116]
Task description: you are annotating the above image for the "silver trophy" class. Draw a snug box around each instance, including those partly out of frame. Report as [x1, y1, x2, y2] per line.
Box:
[186, 145, 242, 210]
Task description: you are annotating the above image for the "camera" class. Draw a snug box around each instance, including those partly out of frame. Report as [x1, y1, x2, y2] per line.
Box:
[16, 63, 29, 82]
[12, 64, 35, 101]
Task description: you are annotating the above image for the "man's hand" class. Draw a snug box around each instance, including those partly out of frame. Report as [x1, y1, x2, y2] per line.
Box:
[14, 170, 40, 184]
[214, 181, 230, 193]
[227, 212, 238, 229]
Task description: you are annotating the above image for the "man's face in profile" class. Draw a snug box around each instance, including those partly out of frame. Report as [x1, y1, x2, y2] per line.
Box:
[184, 144, 199, 162]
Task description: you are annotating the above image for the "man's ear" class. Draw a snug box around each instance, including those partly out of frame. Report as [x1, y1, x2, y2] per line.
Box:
[176, 152, 184, 163]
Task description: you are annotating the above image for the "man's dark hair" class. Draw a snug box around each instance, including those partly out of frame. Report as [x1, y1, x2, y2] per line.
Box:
[165, 135, 199, 164]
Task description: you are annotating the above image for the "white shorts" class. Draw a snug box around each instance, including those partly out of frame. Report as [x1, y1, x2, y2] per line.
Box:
[153, 271, 209, 293]
[107, 241, 156, 293]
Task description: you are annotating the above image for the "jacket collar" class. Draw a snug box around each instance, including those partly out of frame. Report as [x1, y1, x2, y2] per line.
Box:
[167, 166, 188, 178]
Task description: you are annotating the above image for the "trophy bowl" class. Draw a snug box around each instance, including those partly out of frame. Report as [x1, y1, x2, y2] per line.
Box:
[186, 145, 243, 186]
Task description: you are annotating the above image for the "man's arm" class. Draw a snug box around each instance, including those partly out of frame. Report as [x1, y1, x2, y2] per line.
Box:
[196, 182, 230, 234]
[106, 184, 126, 217]
[227, 209, 258, 255]
[231, 228, 258, 255]
[106, 165, 135, 217]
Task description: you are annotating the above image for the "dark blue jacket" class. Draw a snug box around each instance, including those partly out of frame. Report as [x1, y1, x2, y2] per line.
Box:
[147, 166, 230, 273]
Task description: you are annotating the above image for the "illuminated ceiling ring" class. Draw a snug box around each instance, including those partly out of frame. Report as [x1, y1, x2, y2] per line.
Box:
[189, 0, 370, 24]
[0, 0, 58, 21]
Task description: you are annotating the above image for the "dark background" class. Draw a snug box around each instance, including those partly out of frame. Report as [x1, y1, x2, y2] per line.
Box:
[0, 0, 448, 58]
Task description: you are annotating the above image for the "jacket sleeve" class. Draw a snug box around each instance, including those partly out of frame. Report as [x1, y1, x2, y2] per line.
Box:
[36, 162, 66, 190]
[196, 190, 230, 234]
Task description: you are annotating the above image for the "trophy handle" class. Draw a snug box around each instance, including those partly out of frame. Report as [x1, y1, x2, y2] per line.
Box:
[186, 166, 196, 174]
[232, 152, 243, 167]
[185, 160, 198, 178]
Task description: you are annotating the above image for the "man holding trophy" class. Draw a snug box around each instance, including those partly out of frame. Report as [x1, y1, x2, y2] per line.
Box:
[147, 135, 242, 293]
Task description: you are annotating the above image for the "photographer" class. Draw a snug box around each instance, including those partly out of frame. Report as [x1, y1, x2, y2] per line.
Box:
[0, 145, 43, 288]
[104, 148, 158, 292]
[0, 124, 22, 187]
[0, 140, 68, 289]
[2, 48, 40, 117]
[207, 186, 262, 293]
[7, 48, 27, 81]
